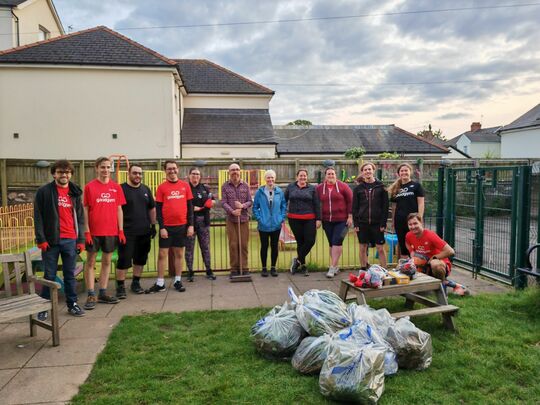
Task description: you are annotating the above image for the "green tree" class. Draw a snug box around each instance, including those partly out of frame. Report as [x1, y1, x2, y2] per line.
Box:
[344, 146, 366, 159]
[286, 119, 312, 126]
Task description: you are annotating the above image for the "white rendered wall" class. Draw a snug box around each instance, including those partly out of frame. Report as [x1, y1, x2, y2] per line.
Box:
[501, 127, 540, 158]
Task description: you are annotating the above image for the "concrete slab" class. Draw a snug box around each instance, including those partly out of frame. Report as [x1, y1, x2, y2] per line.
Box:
[26, 337, 106, 367]
[60, 318, 118, 339]
[212, 293, 261, 310]
[0, 364, 92, 404]
[0, 338, 46, 369]
[107, 299, 164, 317]
[258, 293, 290, 307]
[0, 321, 55, 342]
[162, 295, 212, 312]
[0, 369, 18, 390]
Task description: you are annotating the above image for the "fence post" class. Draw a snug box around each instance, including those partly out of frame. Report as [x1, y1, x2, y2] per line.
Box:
[443, 168, 455, 247]
[472, 169, 485, 279]
[436, 166, 445, 237]
[0, 159, 7, 206]
[515, 165, 531, 288]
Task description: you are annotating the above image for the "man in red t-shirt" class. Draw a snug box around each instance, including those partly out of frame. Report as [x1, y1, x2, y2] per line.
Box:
[146, 160, 194, 294]
[406, 213, 470, 295]
[83, 157, 126, 309]
[34, 160, 86, 319]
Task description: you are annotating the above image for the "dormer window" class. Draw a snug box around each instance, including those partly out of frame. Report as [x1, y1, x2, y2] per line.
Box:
[38, 25, 50, 41]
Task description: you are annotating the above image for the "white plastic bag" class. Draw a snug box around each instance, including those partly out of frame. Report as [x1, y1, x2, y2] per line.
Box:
[291, 334, 332, 374]
[385, 317, 432, 370]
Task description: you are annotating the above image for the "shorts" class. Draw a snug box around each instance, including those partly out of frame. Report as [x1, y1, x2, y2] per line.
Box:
[322, 221, 348, 246]
[86, 235, 117, 253]
[159, 225, 187, 249]
[356, 223, 385, 245]
[117, 233, 151, 269]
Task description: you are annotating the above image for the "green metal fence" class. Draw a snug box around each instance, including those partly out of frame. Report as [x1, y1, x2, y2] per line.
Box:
[440, 165, 532, 286]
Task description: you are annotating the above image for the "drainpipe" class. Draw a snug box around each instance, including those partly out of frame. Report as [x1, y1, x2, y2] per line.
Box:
[11, 8, 19, 47]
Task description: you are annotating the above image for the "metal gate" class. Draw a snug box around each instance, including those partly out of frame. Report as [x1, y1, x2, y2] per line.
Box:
[440, 165, 531, 286]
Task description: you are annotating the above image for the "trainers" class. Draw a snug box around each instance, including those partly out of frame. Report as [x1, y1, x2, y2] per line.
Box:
[261, 268, 269, 277]
[130, 282, 144, 294]
[452, 285, 471, 296]
[300, 264, 309, 277]
[229, 271, 239, 279]
[270, 267, 278, 277]
[174, 280, 186, 292]
[68, 304, 86, 317]
[98, 294, 119, 304]
[290, 258, 300, 274]
[206, 271, 217, 280]
[187, 271, 194, 282]
[326, 266, 336, 278]
[145, 283, 166, 294]
[84, 295, 97, 310]
[116, 285, 127, 300]
[37, 311, 48, 321]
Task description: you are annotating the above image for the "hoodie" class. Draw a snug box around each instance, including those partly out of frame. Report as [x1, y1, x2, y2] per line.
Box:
[316, 180, 353, 222]
[352, 179, 389, 227]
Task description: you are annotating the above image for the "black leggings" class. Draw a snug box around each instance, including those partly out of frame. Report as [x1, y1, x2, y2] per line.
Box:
[288, 218, 317, 265]
[259, 229, 280, 269]
[395, 215, 410, 256]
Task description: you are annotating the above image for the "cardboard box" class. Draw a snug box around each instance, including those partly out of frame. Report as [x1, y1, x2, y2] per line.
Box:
[383, 275, 395, 286]
[388, 271, 410, 284]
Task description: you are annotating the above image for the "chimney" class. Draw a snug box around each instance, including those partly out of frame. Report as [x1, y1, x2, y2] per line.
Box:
[471, 122, 481, 132]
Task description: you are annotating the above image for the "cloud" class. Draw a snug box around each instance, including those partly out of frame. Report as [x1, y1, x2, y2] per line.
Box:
[52, 0, 540, 136]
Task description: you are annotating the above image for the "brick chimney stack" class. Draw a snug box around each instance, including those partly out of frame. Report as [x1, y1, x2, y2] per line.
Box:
[471, 122, 482, 132]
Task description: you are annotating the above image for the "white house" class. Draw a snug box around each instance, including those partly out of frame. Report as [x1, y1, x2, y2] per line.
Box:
[499, 103, 540, 159]
[0, 0, 63, 50]
[446, 122, 501, 158]
[0, 26, 276, 160]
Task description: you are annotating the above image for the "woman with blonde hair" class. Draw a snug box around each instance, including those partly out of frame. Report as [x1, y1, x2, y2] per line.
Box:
[388, 163, 425, 258]
[352, 162, 389, 269]
[253, 169, 287, 277]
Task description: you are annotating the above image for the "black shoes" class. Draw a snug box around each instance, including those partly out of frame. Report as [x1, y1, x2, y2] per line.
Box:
[98, 294, 119, 304]
[37, 311, 48, 321]
[270, 267, 278, 277]
[174, 280, 186, 292]
[187, 271, 194, 282]
[145, 283, 166, 294]
[290, 258, 300, 274]
[206, 271, 217, 280]
[68, 303, 86, 317]
[130, 282, 144, 294]
[116, 285, 127, 299]
[261, 268, 269, 277]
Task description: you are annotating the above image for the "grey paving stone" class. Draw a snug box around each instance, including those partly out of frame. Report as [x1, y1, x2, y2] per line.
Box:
[0, 338, 46, 369]
[0, 364, 92, 404]
[59, 318, 118, 339]
[26, 337, 106, 367]
[0, 369, 18, 390]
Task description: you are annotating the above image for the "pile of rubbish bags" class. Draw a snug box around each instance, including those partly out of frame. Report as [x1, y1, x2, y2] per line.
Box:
[251, 287, 432, 404]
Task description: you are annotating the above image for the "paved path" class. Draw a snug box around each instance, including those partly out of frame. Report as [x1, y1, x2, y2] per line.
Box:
[0, 267, 508, 404]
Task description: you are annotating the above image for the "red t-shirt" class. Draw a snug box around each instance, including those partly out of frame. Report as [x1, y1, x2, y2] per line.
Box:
[84, 179, 126, 236]
[406, 229, 451, 271]
[155, 180, 193, 226]
[57, 185, 77, 239]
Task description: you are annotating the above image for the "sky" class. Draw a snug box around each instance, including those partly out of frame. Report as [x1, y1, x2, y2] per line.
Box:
[53, 0, 540, 140]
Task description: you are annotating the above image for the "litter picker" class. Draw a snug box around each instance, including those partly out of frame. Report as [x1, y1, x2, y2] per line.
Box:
[230, 218, 252, 283]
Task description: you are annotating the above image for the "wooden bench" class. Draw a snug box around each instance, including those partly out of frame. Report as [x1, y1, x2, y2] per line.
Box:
[516, 244, 540, 284]
[339, 273, 459, 331]
[0, 251, 61, 346]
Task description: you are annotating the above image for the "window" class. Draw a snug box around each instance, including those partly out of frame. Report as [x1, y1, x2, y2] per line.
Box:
[463, 145, 469, 154]
[38, 25, 50, 41]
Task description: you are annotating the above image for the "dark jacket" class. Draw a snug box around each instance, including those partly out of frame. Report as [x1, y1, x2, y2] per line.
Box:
[34, 181, 85, 245]
[316, 180, 353, 222]
[352, 179, 389, 227]
[284, 182, 321, 220]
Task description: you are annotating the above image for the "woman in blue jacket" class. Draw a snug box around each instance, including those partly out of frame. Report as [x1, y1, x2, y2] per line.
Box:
[253, 170, 287, 277]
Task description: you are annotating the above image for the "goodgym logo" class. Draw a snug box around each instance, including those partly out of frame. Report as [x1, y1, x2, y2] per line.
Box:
[97, 192, 115, 203]
[58, 196, 71, 208]
[167, 190, 184, 200]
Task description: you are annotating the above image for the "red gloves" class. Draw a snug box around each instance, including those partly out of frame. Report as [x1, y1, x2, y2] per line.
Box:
[118, 230, 126, 244]
[76, 243, 85, 253]
[204, 198, 213, 209]
[37, 242, 50, 252]
[85, 232, 93, 245]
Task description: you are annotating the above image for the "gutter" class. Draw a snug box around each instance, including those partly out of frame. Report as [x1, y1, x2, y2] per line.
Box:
[11, 8, 19, 47]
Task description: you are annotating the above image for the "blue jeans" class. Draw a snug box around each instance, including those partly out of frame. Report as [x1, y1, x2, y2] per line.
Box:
[41, 238, 78, 308]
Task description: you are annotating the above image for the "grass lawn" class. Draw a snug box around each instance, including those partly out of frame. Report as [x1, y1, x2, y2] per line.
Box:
[71, 288, 540, 404]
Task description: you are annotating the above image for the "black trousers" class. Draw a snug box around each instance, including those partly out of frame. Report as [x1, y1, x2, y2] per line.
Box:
[288, 218, 317, 265]
[259, 229, 280, 268]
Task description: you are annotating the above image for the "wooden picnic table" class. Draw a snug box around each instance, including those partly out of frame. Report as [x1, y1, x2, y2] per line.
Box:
[339, 273, 459, 331]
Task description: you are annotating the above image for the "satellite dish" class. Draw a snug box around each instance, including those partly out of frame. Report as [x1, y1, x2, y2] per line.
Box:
[35, 160, 50, 168]
[194, 160, 207, 167]
[323, 159, 335, 168]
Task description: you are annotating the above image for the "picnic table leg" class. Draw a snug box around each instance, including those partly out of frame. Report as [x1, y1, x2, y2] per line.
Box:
[356, 292, 367, 305]
[435, 284, 456, 331]
[339, 282, 349, 301]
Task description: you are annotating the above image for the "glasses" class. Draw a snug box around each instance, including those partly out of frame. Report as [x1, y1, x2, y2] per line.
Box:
[55, 170, 71, 175]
